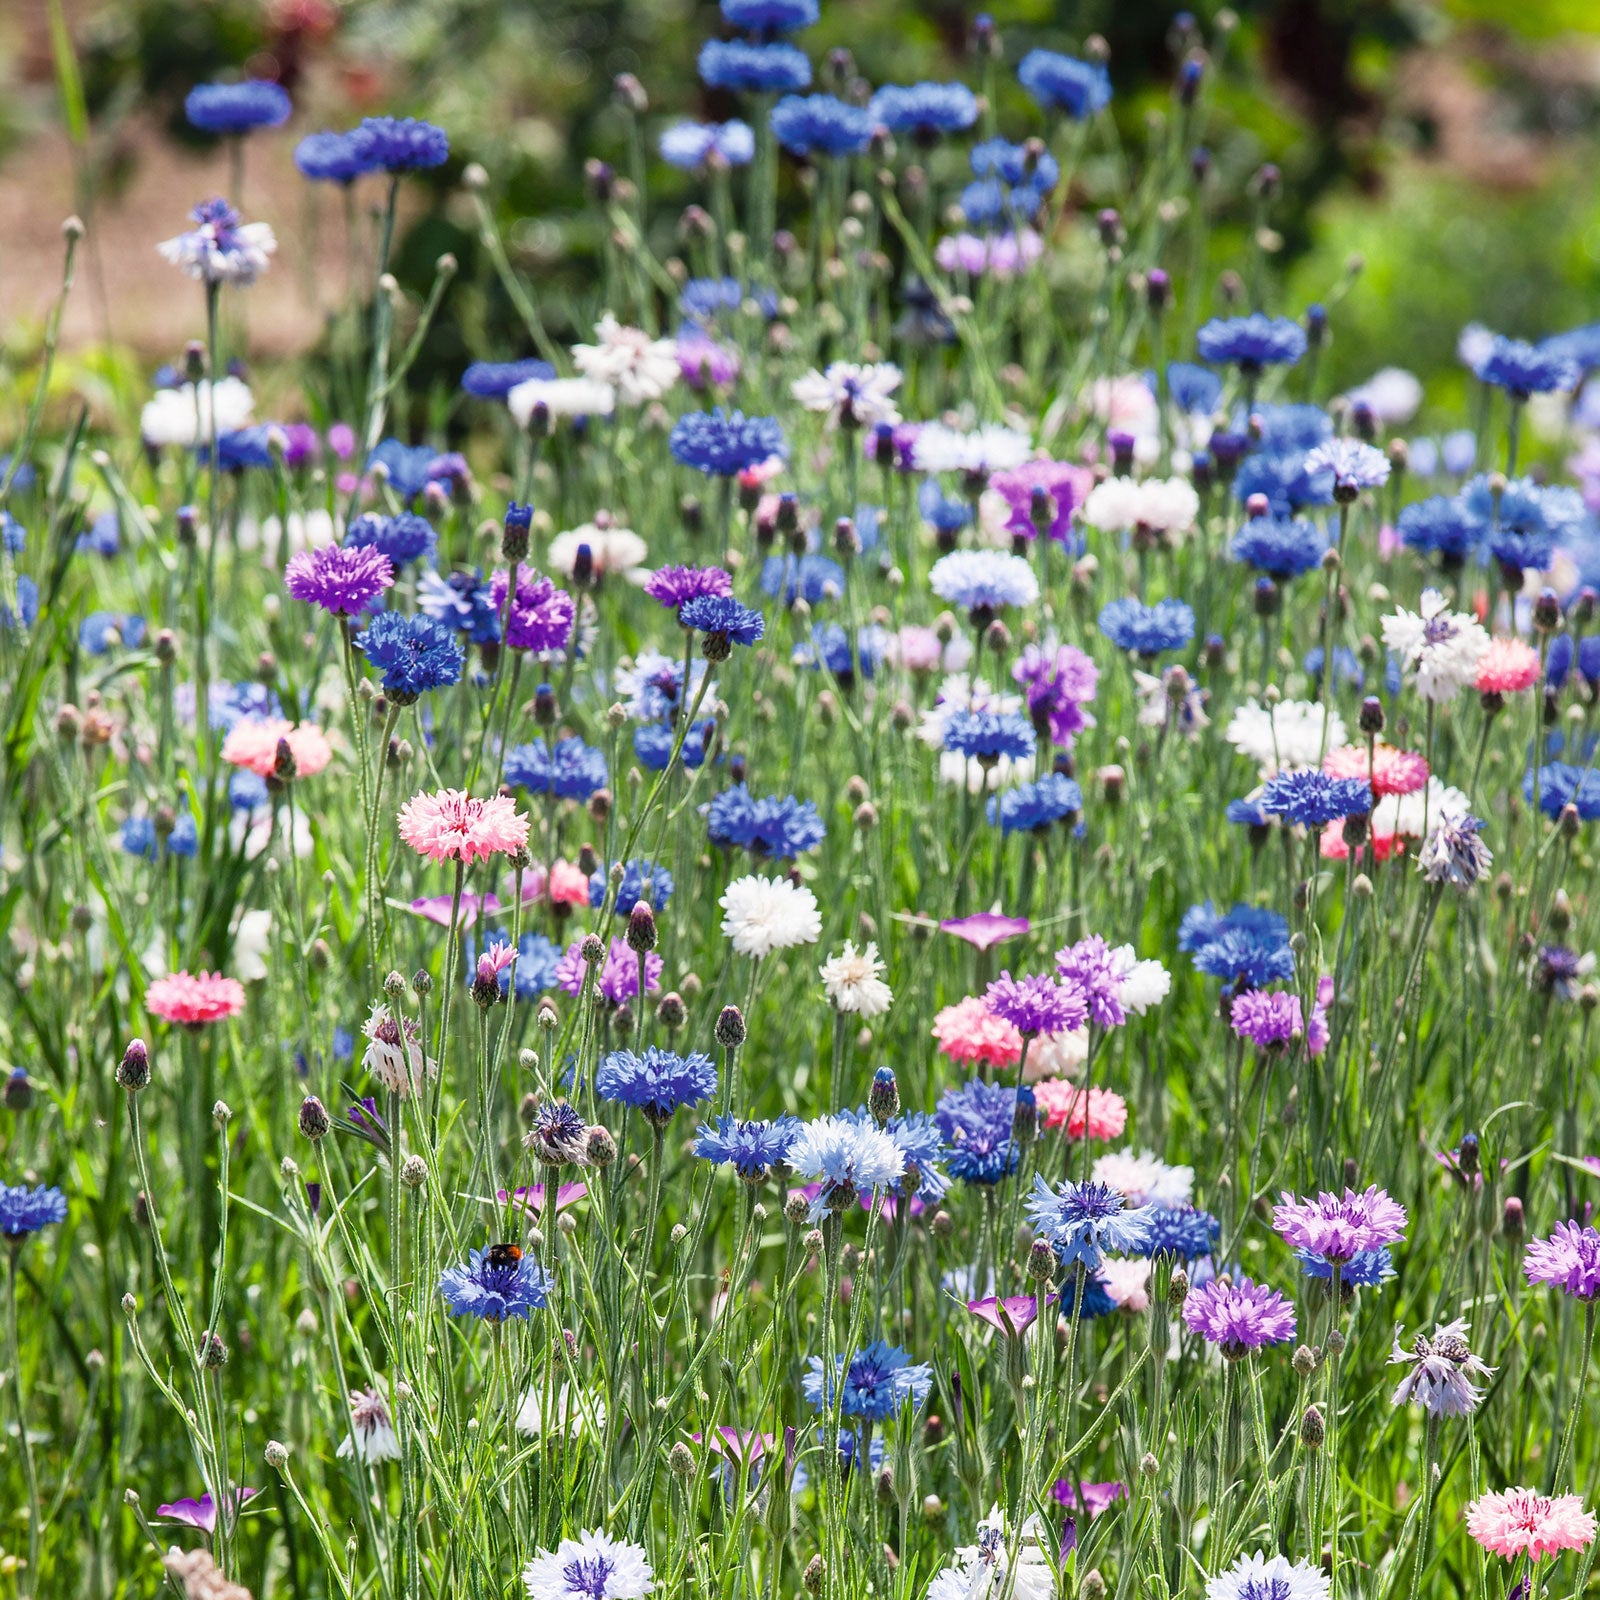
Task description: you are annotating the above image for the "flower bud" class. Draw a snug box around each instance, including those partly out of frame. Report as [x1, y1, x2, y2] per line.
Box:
[299, 1095, 330, 1142]
[117, 1038, 151, 1092]
[1300, 1405, 1324, 1448]
[869, 1066, 899, 1125]
[715, 1005, 747, 1049]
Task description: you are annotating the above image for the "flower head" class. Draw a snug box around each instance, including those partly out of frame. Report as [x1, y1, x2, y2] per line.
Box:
[186, 81, 291, 134]
[1525, 1221, 1600, 1300]
[1390, 1319, 1493, 1416]
[1205, 1552, 1328, 1600]
[439, 1247, 552, 1321]
[346, 511, 438, 568]
[932, 997, 1023, 1069]
[1025, 1176, 1154, 1267]
[286, 543, 394, 617]
[671, 408, 785, 477]
[819, 942, 893, 1017]
[708, 785, 825, 859]
[694, 1115, 801, 1182]
[1418, 811, 1493, 889]
[1473, 335, 1579, 399]
[1303, 438, 1391, 495]
[1231, 515, 1327, 578]
[1467, 1489, 1596, 1562]
[338, 1389, 402, 1464]
[295, 130, 372, 183]
[988, 774, 1084, 833]
[788, 1116, 905, 1217]
[1381, 589, 1490, 703]
[1033, 1083, 1127, 1141]
[1259, 771, 1371, 828]
[937, 1080, 1023, 1185]
[1476, 637, 1542, 695]
[158, 197, 276, 285]
[398, 789, 530, 865]
[505, 738, 609, 802]
[985, 972, 1086, 1039]
[1197, 314, 1307, 372]
[597, 1047, 717, 1127]
[719, 874, 820, 957]
[1184, 1278, 1297, 1358]
[521, 1528, 653, 1600]
[928, 550, 1039, 616]
[803, 1340, 932, 1419]
[147, 971, 246, 1028]
[1017, 50, 1111, 117]
[1273, 1186, 1407, 1262]
[0, 1185, 67, 1238]
[1098, 597, 1195, 658]
[221, 717, 332, 780]
[361, 1003, 434, 1097]
[770, 93, 873, 157]
[355, 612, 464, 703]
[490, 565, 576, 654]
[698, 39, 812, 92]
[659, 119, 756, 168]
[350, 116, 450, 173]
[572, 315, 679, 407]
[644, 564, 733, 614]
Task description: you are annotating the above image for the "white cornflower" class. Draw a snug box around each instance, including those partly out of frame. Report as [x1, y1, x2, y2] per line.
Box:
[1345, 367, 1422, 424]
[231, 908, 273, 983]
[1207, 1553, 1329, 1600]
[719, 875, 822, 958]
[1225, 699, 1347, 776]
[1390, 1319, 1494, 1417]
[522, 1529, 653, 1600]
[912, 423, 1032, 476]
[940, 750, 1035, 793]
[508, 377, 617, 427]
[1092, 1148, 1194, 1208]
[819, 941, 894, 1017]
[1082, 476, 1199, 540]
[515, 1383, 607, 1440]
[1381, 776, 1471, 843]
[791, 361, 902, 429]
[926, 1508, 1057, 1600]
[361, 1003, 434, 1097]
[337, 1388, 402, 1464]
[1110, 946, 1171, 1015]
[1024, 1026, 1088, 1081]
[140, 378, 255, 449]
[1098, 1256, 1152, 1311]
[547, 521, 649, 579]
[571, 314, 679, 406]
[1381, 588, 1489, 704]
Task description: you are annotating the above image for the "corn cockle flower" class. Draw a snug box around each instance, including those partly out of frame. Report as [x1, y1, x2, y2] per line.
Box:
[156, 1487, 258, 1534]
[521, 1529, 653, 1600]
[1466, 1489, 1596, 1562]
[146, 971, 247, 1028]
[1389, 1319, 1493, 1416]
[966, 1294, 1051, 1336]
[398, 789, 530, 865]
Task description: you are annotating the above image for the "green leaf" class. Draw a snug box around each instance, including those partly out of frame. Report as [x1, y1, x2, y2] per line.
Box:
[47, 0, 88, 149]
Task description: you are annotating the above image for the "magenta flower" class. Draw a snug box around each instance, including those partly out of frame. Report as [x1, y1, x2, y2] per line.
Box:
[1524, 1221, 1600, 1301]
[1182, 1277, 1296, 1357]
[555, 935, 663, 1004]
[498, 1182, 589, 1216]
[490, 564, 576, 653]
[1013, 643, 1099, 746]
[156, 1488, 258, 1533]
[940, 912, 1030, 952]
[966, 1293, 1053, 1337]
[407, 891, 502, 929]
[285, 543, 395, 616]
[1273, 1186, 1408, 1263]
[990, 458, 1094, 545]
[1230, 989, 1304, 1052]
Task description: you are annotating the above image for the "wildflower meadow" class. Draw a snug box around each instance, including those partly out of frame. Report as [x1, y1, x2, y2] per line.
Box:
[5, 6, 1600, 1600]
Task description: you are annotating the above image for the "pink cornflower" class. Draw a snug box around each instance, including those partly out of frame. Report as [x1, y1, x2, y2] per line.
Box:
[489, 564, 575, 654]
[548, 860, 591, 907]
[397, 789, 530, 865]
[1475, 637, 1542, 695]
[1097, 1256, 1152, 1311]
[285, 542, 394, 616]
[1034, 1083, 1127, 1141]
[147, 971, 247, 1028]
[931, 996, 1022, 1069]
[1323, 742, 1429, 797]
[1320, 820, 1407, 862]
[1523, 1220, 1600, 1300]
[1273, 1185, 1408, 1262]
[221, 717, 333, 780]
[1466, 1488, 1596, 1562]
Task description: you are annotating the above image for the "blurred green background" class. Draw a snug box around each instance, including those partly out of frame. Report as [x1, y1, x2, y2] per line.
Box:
[2, 0, 1600, 407]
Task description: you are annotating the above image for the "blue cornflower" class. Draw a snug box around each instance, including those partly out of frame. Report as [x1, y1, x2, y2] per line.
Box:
[438, 1247, 552, 1321]
[1399, 496, 1478, 564]
[185, 81, 291, 135]
[80, 612, 146, 655]
[803, 1340, 933, 1420]
[936, 1080, 1020, 1186]
[928, 550, 1040, 615]
[1142, 1205, 1222, 1260]
[1525, 763, 1600, 822]
[708, 785, 826, 859]
[918, 479, 971, 533]
[634, 719, 715, 772]
[959, 142, 1058, 224]
[368, 439, 450, 502]
[1472, 335, 1578, 399]
[294, 130, 369, 183]
[695, 1114, 802, 1180]
[762, 552, 846, 605]
[698, 39, 812, 92]
[1304, 644, 1365, 692]
[679, 594, 766, 652]
[1249, 403, 1333, 452]
[1, 514, 23, 554]
[1546, 634, 1600, 692]
[838, 1107, 950, 1202]
[680, 277, 747, 324]
[504, 737, 608, 801]
[660, 120, 756, 169]
[0, 1184, 67, 1237]
[211, 428, 275, 471]
[1230, 515, 1327, 579]
[943, 711, 1036, 765]
[1060, 1271, 1118, 1320]
[987, 773, 1083, 833]
[355, 612, 464, 703]
[1304, 438, 1391, 497]
[119, 811, 197, 859]
[351, 116, 450, 174]
[1167, 361, 1222, 416]
[419, 568, 501, 644]
[1259, 771, 1371, 827]
[590, 859, 675, 914]
[76, 510, 119, 555]
[501, 933, 562, 999]
[0, 576, 37, 632]
[1181, 902, 1295, 986]
[869, 82, 979, 139]
[1541, 323, 1600, 372]
[1233, 449, 1334, 515]
[670, 408, 786, 476]
[596, 1047, 717, 1126]
[1025, 1176, 1154, 1268]
[461, 359, 554, 399]
[970, 137, 1059, 189]
[800, 622, 885, 683]
[347, 511, 437, 568]
[721, 0, 818, 32]
[333, 1026, 355, 1062]
[1296, 1247, 1395, 1288]
[1197, 314, 1308, 373]
[229, 770, 269, 811]
[1098, 597, 1195, 658]
[1226, 798, 1272, 829]
[770, 94, 874, 158]
[1016, 50, 1112, 117]
[1462, 474, 1585, 574]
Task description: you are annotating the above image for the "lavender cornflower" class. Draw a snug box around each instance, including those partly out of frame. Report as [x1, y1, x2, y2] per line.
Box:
[1098, 597, 1195, 658]
[186, 81, 291, 134]
[1054, 935, 1127, 1029]
[1524, 1221, 1600, 1300]
[1196, 314, 1308, 375]
[670, 408, 786, 476]
[1258, 771, 1372, 828]
[285, 544, 395, 617]
[1230, 990, 1307, 1053]
[1390, 1319, 1494, 1416]
[1273, 1187, 1408, 1263]
[438, 1247, 552, 1321]
[770, 94, 874, 157]
[986, 972, 1087, 1038]
[0, 1185, 67, 1238]
[1535, 945, 1594, 1001]
[1013, 642, 1098, 744]
[944, 711, 1036, 767]
[1183, 1277, 1297, 1357]
[1026, 1177, 1154, 1268]
[158, 197, 276, 285]
[1472, 335, 1579, 399]
[787, 1115, 905, 1218]
[803, 1340, 932, 1420]
[1016, 50, 1112, 117]
[1418, 812, 1493, 889]
[645, 564, 734, 614]
[868, 82, 979, 141]
[1304, 438, 1391, 500]
[694, 1115, 801, 1182]
[698, 39, 812, 92]
[355, 612, 464, 703]
[491, 565, 576, 654]
[936, 1081, 1020, 1186]
[596, 1047, 717, 1127]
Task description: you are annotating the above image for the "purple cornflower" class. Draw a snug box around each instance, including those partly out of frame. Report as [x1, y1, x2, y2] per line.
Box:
[1013, 643, 1098, 745]
[1054, 936, 1126, 1029]
[1259, 771, 1372, 827]
[1524, 1221, 1600, 1300]
[1183, 1277, 1296, 1358]
[555, 936, 662, 1006]
[491, 565, 576, 654]
[989, 459, 1091, 547]
[597, 1046, 718, 1126]
[985, 972, 1087, 1039]
[1273, 1186, 1408, 1263]
[1229, 989, 1305, 1053]
[1025, 1176, 1154, 1268]
[1390, 1319, 1493, 1416]
[285, 543, 395, 617]
[645, 564, 734, 614]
